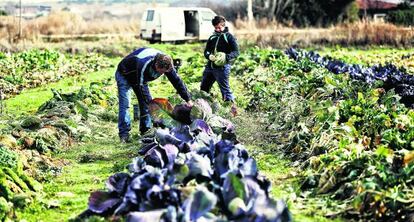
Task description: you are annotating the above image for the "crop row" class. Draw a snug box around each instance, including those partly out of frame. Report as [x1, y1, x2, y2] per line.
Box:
[0, 80, 117, 219]
[80, 97, 291, 221]
[0, 49, 112, 99]
[236, 47, 414, 221]
[319, 48, 414, 75]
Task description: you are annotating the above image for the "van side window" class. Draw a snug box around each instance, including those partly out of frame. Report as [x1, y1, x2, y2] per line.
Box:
[201, 11, 214, 21]
[146, 10, 154, 21]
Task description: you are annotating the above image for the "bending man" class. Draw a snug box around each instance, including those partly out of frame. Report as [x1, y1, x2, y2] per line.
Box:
[115, 47, 192, 143]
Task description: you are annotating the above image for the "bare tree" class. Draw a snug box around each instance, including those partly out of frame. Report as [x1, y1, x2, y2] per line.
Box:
[247, 0, 253, 22]
[19, 0, 22, 39]
[253, 0, 294, 21]
[273, 0, 294, 20]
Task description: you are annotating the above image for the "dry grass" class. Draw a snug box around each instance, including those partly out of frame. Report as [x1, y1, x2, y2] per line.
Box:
[334, 21, 414, 46]
[234, 19, 414, 48]
[1, 14, 413, 48]
[0, 16, 21, 43]
[234, 17, 286, 30]
[79, 19, 139, 34]
[0, 11, 140, 43]
[233, 19, 331, 48]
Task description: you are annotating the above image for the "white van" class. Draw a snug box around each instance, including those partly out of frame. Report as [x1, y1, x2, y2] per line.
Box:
[140, 7, 217, 43]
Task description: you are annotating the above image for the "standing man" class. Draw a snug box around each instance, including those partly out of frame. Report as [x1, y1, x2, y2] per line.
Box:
[201, 15, 240, 116]
[116, 47, 192, 143]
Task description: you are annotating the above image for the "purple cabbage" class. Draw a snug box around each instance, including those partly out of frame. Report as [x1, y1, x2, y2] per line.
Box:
[88, 191, 121, 214]
[127, 210, 165, 222]
[171, 104, 192, 125]
[184, 152, 213, 183]
[83, 100, 291, 222]
[285, 47, 414, 107]
[190, 119, 213, 135]
[106, 172, 130, 195]
[143, 147, 164, 168]
[171, 125, 193, 143]
[183, 187, 217, 221]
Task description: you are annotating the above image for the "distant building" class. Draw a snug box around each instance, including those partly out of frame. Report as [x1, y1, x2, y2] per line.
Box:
[61, 2, 168, 20]
[5, 4, 51, 19]
[357, 0, 399, 10]
[356, 0, 413, 21]
[356, 0, 413, 10]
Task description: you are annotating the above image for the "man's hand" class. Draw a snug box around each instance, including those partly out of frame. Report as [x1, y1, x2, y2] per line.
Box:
[186, 100, 193, 107]
[209, 54, 216, 61]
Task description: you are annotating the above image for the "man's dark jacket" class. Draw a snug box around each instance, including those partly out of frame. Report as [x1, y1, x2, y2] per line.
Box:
[204, 27, 240, 69]
[117, 47, 190, 101]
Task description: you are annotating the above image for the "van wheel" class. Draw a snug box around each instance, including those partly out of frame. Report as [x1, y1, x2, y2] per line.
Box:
[149, 40, 156, 44]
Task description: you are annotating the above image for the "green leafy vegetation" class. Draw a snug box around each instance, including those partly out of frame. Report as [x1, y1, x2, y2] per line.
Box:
[236, 47, 414, 221]
[0, 49, 112, 99]
[2, 42, 413, 221]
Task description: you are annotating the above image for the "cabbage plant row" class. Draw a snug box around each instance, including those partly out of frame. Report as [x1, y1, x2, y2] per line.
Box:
[0, 49, 112, 99]
[0, 80, 117, 219]
[285, 48, 414, 107]
[81, 98, 291, 222]
[318, 49, 414, 75]
[237, 47, 414, 221]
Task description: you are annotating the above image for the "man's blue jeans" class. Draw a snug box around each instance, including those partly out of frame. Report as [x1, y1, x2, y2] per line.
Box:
[115, 71, 152, 138]
[200, 64, 235, 101]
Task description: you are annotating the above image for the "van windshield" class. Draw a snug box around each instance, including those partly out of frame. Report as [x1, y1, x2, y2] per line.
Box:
[146, 10, 154, 21]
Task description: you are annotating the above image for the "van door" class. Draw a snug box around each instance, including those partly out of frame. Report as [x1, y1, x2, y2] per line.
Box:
[184, 10, 199, 38]
[140, 9, 162, 42]
[199, 9, 216, 40]
[161, 8, 185, 41]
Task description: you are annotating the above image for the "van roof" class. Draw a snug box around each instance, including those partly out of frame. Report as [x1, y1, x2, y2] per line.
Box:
[145, 7, 214, 11]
